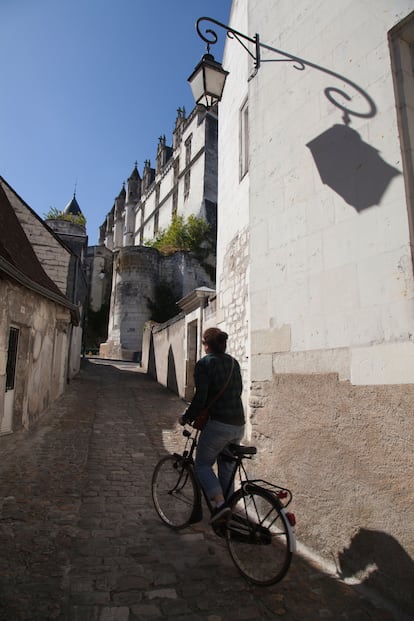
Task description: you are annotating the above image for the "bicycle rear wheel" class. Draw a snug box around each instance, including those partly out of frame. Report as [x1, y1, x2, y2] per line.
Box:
[152, 454, 198, 529]
[226, 486, 293, 586]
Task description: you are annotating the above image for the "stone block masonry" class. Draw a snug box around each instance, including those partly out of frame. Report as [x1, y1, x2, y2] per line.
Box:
[219, 227, 249, 383]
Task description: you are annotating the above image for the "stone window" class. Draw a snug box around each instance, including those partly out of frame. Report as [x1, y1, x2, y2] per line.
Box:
[184, 135, 192, 201]
[154, 185, 160, 236]
[185, 134, 192, 166]
[240, 98, 249, 180]
[172, 190, 178, 216]
[173, 159, 179, 215]
[140, 203, 145, 244]
[184, 171, 190, 200]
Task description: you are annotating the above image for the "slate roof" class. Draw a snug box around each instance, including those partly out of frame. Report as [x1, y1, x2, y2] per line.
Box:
[0, 182, 79, 322]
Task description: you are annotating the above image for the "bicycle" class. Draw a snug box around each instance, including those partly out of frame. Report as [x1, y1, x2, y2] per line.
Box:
[151, 424, 296, 586]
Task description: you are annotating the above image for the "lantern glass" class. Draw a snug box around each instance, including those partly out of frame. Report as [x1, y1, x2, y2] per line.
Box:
[188, 53, 228, 108]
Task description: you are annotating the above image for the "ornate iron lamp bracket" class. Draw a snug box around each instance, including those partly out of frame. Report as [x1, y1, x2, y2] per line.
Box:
[195, 16, 376, 123]
[196, 17, 306, 80]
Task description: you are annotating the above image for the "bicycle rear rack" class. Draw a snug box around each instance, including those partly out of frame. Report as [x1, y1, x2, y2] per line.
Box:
[244, 479, 293, 509]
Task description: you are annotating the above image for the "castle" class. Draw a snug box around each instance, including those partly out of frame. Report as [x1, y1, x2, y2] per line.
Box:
[93, 105, 218, 361]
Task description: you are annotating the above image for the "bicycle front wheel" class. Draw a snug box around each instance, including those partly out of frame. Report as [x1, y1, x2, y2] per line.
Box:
[152, 455, 198, 529]
[227, 486, 293, 586]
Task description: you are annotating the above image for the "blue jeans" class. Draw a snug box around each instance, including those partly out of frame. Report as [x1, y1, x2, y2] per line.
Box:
[194, 419, 244, 500]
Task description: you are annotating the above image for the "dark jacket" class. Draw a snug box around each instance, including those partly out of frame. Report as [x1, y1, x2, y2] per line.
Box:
[183, 353, 245, 426]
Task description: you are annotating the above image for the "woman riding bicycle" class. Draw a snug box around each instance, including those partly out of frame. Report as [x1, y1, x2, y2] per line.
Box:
[180, 327, 245, 524]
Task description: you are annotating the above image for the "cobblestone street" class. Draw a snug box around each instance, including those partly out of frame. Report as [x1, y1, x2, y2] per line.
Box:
[0, 360, 401, 620]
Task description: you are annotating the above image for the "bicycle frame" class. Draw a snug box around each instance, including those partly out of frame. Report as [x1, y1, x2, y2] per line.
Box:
[181, 427, 296, 537]
[174, 427, 264, 519]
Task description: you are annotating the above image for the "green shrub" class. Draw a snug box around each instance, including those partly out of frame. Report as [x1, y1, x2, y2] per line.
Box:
[44, 207, 86, 227]
[145, 214, 211, 255]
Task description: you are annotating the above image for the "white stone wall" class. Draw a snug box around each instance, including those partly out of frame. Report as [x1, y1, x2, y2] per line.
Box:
[142, 191, 157, 241]
[215, 0, 251, 400]
[217, 0, 250, 281]
[245, 0, 414, 385]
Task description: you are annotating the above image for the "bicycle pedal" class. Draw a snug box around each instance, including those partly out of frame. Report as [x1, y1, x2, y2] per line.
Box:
[212, 523, 227, 538]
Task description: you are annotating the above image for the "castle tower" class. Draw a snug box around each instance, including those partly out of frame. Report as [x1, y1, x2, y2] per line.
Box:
[46, 192, 87, 263]
[105, 209, 114, 251]
[113, 184, 126, 250]
[124, 163, 141, 247]
[100, 246, 159, 361]
[45, 192, 88, 309]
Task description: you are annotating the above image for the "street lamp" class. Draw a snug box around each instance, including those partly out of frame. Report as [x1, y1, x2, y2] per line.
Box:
[188, 17, 260, 108]
[188, 53, 229, 109]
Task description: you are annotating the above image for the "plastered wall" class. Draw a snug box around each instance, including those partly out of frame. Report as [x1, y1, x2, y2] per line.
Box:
[0, 279, 71, 432]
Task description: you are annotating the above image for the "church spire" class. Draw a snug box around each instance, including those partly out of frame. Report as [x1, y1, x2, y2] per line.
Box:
[63, 192, 82, 216]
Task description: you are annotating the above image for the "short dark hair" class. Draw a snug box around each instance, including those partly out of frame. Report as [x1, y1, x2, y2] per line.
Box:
[203, 327, 228, 354]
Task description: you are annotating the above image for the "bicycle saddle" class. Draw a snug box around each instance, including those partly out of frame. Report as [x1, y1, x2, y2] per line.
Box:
[228, 444, 257, 456]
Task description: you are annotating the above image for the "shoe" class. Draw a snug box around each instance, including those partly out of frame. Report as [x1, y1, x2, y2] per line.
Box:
[210, 503, 231, 525]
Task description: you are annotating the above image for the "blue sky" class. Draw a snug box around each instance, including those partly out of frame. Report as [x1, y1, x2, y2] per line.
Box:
[0, 0, 231, 244]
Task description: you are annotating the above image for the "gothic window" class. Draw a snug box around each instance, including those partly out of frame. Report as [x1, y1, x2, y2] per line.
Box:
[184, 171, 190, 200]
[184, 136, 192, 200]
[172, 190, 178, 216]
[140, 203, 145, 244]
[154, 185, 161, 235]
[240, 98, 249, 180]
[173, 158, 179, 180]
[154, 209, 159, 236]
[185, 134, 192, 166]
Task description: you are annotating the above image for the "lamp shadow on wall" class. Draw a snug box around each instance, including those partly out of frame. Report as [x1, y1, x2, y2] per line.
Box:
[338, 528, 414, 618]
[307, 124, 401, 211]
[260, 41, 400, 210]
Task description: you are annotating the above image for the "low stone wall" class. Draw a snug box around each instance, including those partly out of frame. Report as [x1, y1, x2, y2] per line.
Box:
[142, 317, 187, 399]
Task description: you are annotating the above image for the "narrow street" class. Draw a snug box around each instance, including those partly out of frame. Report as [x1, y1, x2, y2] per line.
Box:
[0, 360, 398, 621]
